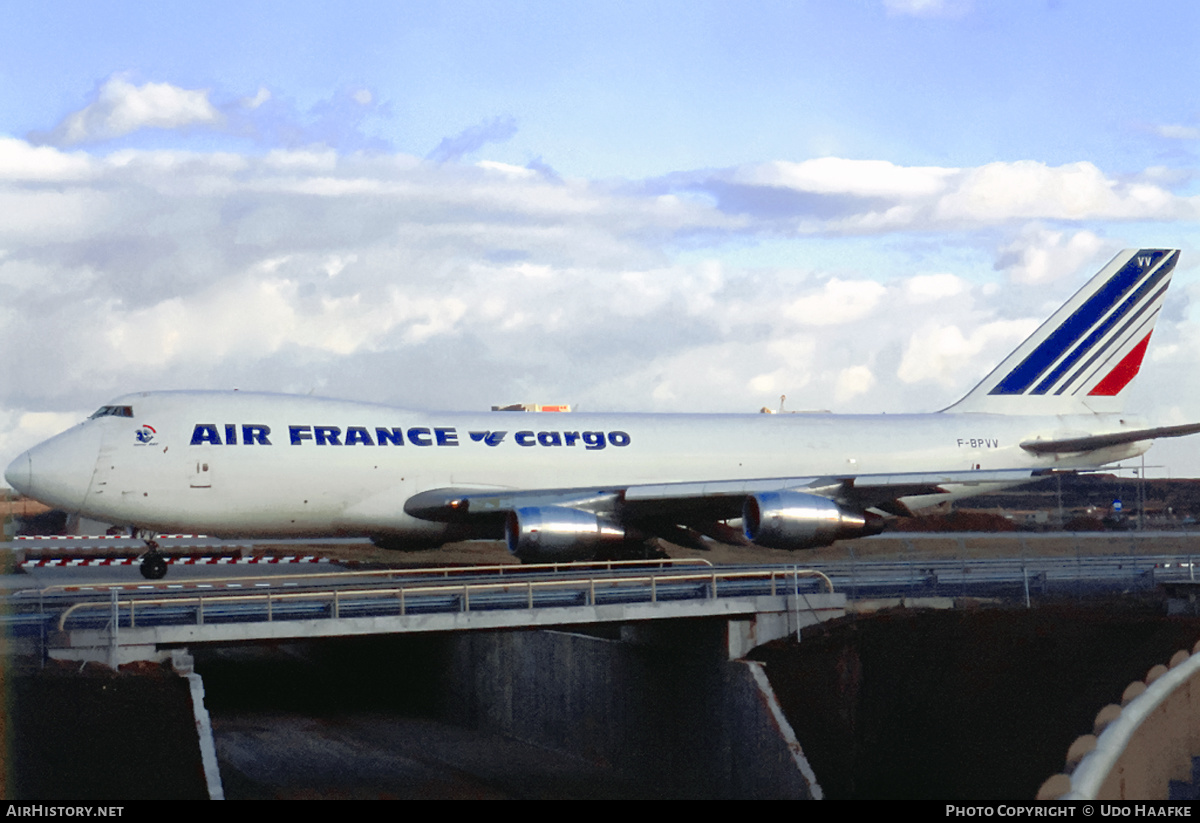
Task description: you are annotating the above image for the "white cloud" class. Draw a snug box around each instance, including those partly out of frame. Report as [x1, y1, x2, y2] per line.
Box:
[35, 76, 221, 146]
[735, 157, 955, 200]
[782, 278, 887, 326]
[897, 319, 1037, 387]
[0, 188, 115, 243]
[93, 276, 472, 368]
[904, 272, 965, 302]
[0, 410, 88, 467]
[262, 147, 341, 171]
[243, 87, 271, 109]
[0, 138, 94, 181]
[995, 228, 1110, 284]
[704, 159, 1198, 234]
[476, 160, 539, 179]
[835, 365, 876, 404]
[1, 136, 1197, 476]
[1155, 124, 1200, 141]
[934, 161, 1174, 222]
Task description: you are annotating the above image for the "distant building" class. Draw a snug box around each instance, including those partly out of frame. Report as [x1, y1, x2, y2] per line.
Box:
[491, 403, 571, 412]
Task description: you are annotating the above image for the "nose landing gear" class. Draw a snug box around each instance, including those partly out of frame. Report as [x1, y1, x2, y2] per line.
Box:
[133, 529, 169, 580]
[140, 548, 168, 580]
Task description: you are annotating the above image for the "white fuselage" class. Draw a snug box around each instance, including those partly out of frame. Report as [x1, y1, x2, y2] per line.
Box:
[4, 391, 1148, 539]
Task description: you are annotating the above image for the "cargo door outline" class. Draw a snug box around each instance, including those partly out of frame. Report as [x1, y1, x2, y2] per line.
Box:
[84, 435, 117, 502]
[189, 457, 213, 489]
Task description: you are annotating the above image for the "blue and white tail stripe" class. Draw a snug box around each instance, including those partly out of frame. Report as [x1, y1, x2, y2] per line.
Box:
[947, 249, 1180, 415]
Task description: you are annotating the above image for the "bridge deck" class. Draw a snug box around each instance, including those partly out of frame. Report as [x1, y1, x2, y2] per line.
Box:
[6, 560, 842, 663]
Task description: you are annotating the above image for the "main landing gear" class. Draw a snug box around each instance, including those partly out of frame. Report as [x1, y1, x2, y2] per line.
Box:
[133, 529, 168, 580]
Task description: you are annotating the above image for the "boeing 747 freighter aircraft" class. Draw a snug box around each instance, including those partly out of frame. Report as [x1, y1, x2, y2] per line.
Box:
[6, 249, 1200, 579]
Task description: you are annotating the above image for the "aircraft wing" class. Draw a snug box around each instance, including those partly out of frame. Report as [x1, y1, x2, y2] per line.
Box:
[623, 468, 1042, 506]
[403, 467, 1045, 525]
[1019, 423, 1200, 454]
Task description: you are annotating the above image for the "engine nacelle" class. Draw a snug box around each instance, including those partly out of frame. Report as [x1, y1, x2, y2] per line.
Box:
[505, 506, 625, 562]
[742, 490, 868, 550]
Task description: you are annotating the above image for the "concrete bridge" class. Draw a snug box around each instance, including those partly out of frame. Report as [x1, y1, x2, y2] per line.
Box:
[7, 559, 845, 799]
[10, 559, 845, 666]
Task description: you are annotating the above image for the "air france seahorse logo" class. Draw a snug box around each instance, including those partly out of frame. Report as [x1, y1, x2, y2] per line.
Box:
[135, 424, 157, 445]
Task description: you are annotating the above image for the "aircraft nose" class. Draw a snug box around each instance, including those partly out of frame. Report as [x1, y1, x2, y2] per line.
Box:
[5, 427, 98, 512]
[4, 451, 31, 495]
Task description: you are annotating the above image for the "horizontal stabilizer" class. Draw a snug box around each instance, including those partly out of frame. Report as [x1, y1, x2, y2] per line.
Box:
[1019, 422, 1200, 454]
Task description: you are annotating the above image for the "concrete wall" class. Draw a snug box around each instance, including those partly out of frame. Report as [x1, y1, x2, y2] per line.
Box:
[438, 619, 821, 799]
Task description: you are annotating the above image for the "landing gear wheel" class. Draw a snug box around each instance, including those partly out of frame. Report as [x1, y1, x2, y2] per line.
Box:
[140, 552, 168, 580]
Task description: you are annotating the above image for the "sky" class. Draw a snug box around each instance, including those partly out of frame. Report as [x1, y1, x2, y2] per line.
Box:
[2, 0, 1200, 479]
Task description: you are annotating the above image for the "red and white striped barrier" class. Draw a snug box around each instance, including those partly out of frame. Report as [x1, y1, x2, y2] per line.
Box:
[15, 534, 209, 540]
[21, 555, 332, 569]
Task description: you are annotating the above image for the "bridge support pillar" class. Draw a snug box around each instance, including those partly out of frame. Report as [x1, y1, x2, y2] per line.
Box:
[440, 613, 836, 798]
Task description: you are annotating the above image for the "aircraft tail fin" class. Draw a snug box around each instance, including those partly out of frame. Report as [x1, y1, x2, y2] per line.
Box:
[946, 248, 1180, 415]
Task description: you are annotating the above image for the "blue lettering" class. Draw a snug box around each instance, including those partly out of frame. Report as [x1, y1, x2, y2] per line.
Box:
[608, 431, 631, 447]
[314, 426, 341, 446]
[191, 424, 222, 446]
[242, 424, 271, 445]
[376, 427, 404, 446]
[210, 422, 630, 450]
[345, 426, 374, 446]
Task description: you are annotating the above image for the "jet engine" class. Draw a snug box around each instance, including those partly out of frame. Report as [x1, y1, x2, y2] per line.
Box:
[742, 490, 869, 550]
[505, 506, 625, 561]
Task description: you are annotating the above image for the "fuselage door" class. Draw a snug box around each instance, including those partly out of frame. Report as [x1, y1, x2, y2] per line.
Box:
[85, 434, 116, 501]
[189, 459, 213, 489]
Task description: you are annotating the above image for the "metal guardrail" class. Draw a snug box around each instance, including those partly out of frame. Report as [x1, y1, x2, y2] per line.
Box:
[54, 566, 835, 632]
[29, 556, 715, 596]
[815, 553, 1195, 596]
[16, 550, 1200, 643]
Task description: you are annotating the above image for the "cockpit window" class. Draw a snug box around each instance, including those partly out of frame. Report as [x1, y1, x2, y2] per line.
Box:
[89, 405, 134, 419]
